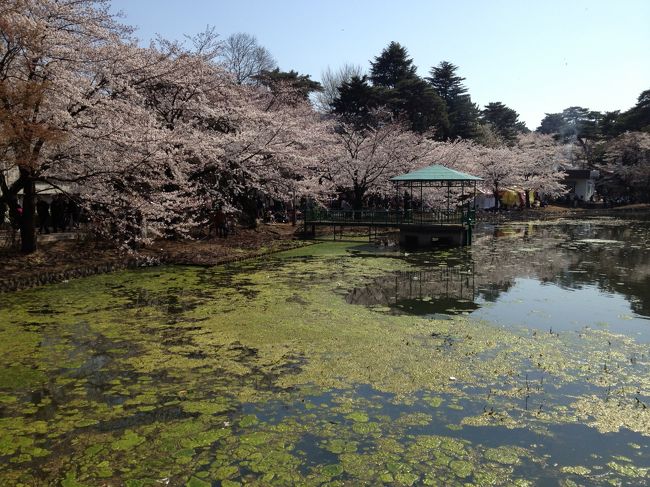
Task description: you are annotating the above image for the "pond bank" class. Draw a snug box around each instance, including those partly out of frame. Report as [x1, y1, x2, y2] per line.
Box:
[476, 203, 650, 223]
[0, 224, 310, 293]
[2, 205, 648, 293]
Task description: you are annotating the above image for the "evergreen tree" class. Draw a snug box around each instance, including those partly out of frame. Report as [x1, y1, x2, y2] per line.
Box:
[537, 108, 601, 141]
[369, 41, 417, 88]
[255, 68, 322, 99]
[537, 107, 602, 165]
[331, 75, 379, 127]
[388, 77, 449, 135]
[427, 61, 467, 105]
[599, 111, 623, 139]
[561, 107, 603, 165]
[560, 107, 601, 139]
[619, 89, 650, 133]
[450, 95, 481, 139]
[333, 43, 449, 137]
[537, 89, 649, 142]
[427, 61, 480, 139]
[537, 113, 565, 134]
[481, 102, 526, 143]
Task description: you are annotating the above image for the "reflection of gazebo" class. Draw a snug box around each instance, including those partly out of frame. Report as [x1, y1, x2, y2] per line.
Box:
[346, 264, 478, 315]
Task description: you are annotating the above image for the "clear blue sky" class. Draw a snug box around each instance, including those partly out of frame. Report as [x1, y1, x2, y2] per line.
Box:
[110, 0, 649, 129]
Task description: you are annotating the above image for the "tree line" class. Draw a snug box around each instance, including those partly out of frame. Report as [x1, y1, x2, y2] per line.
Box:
[1, 1, 646, 255]
[324, 41, 529, 145]
[535, 96, 650, 202]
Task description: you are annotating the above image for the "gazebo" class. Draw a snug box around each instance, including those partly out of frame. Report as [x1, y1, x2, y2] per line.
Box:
[303, 164, 482, 246]
[389, 165, 482, 246]
[391, 164, 482, 217]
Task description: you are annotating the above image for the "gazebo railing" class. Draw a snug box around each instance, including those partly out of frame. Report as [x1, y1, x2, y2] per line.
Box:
[304, 207, 474, 226]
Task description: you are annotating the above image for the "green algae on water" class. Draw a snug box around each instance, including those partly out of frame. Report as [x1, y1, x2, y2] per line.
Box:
[1, 240, 649, 485]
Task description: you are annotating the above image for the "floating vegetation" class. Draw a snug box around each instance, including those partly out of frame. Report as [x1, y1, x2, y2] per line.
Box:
[1, 222, 650, 485]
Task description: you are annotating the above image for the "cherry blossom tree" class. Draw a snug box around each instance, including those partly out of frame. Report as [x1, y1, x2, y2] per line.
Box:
[1, 0, 579, 258]
[1, 1, 326, 250]
[447, 134, 567, 209]
[0, 0, 145, 251]
[319, 114, 438, 210]
[603, 131, 650, 202]
[514, 132, 567, 204]
[0, 0, 224, 250]
[462, 144, 524, 209]
[207, 81, 330, 222]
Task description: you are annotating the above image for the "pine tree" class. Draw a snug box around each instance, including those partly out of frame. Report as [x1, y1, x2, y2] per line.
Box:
[369, 41, 417, 88]
[619, 89, 650, 133]
[450, 94, 481, 139]
[482, 102, 526, 144]
[255, 69, 322, 99]
[334, 43, 448, 136]
[537, 113, 565, 134]
[427, 61, 467, 105]
[427, 61, 479, 139]
[389, 77, 449, 135]
[331, 75, 379, 127]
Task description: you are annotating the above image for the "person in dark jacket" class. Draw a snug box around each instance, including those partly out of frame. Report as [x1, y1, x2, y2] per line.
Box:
[51, 194, 66, 232]
[0, 201, 6, 229]
[36, 197, 51, 234]
[214, 208, 228, 237]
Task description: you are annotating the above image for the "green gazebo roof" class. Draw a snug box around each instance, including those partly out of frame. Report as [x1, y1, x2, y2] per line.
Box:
[391, 165, 482, 182]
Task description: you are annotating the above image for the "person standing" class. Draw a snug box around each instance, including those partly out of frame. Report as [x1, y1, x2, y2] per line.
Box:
[214, 208, 228, 237]
[0, 201, 6, 229]
[50, 195, 63, 232]
[36, 197, 50, 234]
[67, 197, 81, 229]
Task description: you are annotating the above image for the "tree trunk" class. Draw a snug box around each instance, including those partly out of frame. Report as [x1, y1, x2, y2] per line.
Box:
[20, 177, 37, 253]
[352, 186, 365, 212]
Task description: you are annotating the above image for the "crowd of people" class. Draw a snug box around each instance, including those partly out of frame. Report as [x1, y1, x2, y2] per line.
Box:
[35, 195, 82, 234]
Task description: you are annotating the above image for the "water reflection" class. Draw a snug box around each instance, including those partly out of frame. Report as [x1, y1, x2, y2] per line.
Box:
[346, 265, 477, 316]
[350, 217, 650, 340]
[2, 218, 650, 485]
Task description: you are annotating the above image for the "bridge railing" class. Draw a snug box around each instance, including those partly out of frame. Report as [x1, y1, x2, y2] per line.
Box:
[304, 207, 474, 226]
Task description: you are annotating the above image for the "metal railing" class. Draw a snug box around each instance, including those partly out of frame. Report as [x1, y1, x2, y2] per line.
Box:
[304, 207, 475, 227]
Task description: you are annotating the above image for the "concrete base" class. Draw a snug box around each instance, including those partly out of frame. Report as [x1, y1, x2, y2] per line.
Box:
[399, 225, 468, 247]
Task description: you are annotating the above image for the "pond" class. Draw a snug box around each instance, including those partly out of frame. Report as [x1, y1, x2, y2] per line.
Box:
[1, 216, 649, 486]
